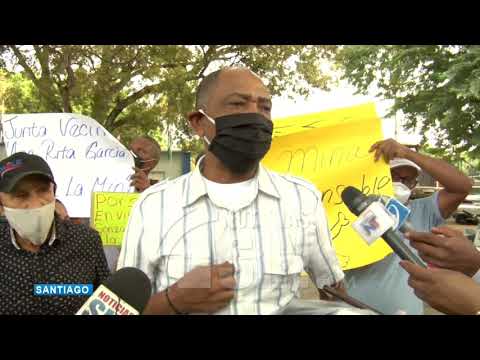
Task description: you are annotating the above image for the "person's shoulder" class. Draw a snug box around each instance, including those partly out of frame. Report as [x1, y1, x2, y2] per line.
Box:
[58, 219, 100, 238]
[0, 217, 9, 228]
[411, 192, 438, 206]
[0, 218, 11, 247]
[142, 178, 171, 194]
[266, 170, 322, 212]
[136, 173, 191, 204]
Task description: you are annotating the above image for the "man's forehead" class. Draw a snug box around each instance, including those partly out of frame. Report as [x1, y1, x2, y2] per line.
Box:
[214, 69, 271, 99]
[131, 138, 147, 147]
[131, 138, 154, 150]
[13, 175, 52, 192]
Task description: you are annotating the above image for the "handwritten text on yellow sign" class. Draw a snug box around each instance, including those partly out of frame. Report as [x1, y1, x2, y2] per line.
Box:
[262, 103, 394, 270]
[91, 192, 140, 246]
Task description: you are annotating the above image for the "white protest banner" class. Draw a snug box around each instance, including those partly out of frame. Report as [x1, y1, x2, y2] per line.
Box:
[1, 113, 134, 217]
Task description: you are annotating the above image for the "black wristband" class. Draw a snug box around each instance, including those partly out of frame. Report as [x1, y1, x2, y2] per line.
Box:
[165, 286, 187, 315]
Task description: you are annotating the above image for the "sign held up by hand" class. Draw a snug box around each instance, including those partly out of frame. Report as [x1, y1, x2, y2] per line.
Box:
[91, 192, 140, 246]
[1, 113, 135, 217]
[262, 103, 394, 270]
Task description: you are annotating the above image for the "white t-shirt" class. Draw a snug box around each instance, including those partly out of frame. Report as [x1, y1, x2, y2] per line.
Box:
[203, 176, 257, 212]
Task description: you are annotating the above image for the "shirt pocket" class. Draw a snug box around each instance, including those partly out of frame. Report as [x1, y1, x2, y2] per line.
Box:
[263, 254, 304, 275]
[260, 254, 304, 303]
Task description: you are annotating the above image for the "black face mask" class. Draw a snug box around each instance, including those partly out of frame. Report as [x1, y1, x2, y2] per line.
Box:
[130, 151, 156, 170]
[201, 111, 273, 175]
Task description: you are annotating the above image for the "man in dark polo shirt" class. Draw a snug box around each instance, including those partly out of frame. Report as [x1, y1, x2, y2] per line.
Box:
[0, 152, 110, 315]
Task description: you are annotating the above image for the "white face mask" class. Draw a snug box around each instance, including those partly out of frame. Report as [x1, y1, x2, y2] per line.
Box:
[393, 182, 412, 205]
[4, 201, 55, 246]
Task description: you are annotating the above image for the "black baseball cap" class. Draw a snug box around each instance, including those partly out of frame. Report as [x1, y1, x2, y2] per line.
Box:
[0, 152, 56, 193]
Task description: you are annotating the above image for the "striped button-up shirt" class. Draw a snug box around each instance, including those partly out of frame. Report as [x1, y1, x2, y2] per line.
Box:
[117, 163, 344, 315]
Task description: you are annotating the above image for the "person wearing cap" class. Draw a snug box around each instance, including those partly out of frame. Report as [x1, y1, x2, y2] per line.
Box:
[344, 138, 473, 315]
[0, 152, 111, 315]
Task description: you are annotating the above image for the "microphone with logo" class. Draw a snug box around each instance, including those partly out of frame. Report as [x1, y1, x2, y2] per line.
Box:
[76, 267, 152, 315]
[341, 186, 426, 267]
[360, 193, 414, 234]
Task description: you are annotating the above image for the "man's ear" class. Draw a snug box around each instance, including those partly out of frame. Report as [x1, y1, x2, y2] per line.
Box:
[187, 111, 206, 137]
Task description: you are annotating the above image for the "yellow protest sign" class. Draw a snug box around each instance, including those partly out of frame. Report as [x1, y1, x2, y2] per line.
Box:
[263, 103, 394, 270]
[90, 192, 140, 246]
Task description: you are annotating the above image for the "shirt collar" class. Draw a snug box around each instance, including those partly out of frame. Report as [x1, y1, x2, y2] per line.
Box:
[257, 163, 281, 199]
[182, 156, 280, 208]
[10, 221, 57, 250]
[182, 157, 208, 208]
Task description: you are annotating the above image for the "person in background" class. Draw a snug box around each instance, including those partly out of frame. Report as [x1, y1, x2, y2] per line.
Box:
[129, 135, 162, 193]
[102, 135, 163, 272]
[0, 152, 110, 315]
[345, 139, 473, 315]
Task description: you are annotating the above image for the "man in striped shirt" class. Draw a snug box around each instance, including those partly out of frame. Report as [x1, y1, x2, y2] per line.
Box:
[118, 67, 364, 315]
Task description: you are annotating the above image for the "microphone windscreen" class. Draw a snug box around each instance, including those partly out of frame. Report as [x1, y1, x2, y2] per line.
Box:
[341, 186, 366, 215]
[103, 267, 152, 313]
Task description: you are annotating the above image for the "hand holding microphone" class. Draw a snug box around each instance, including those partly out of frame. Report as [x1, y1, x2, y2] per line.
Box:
[406, 226, 480, 277]
[400, 260, 480, 315]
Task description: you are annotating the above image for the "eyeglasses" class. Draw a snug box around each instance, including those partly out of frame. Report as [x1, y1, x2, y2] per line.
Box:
[392, 175, 417, 188]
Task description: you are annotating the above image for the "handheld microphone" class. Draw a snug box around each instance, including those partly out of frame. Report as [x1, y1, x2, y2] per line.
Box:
[341, 186, 426, 267]
[76, 267, 152, 315]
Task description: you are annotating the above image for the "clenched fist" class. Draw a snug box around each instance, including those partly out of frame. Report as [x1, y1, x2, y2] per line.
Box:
[168, 262, 236, 314]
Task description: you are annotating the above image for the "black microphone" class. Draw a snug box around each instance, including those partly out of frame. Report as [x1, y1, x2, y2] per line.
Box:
[341, 186, 426, 267]
[76, 267, 152, 315]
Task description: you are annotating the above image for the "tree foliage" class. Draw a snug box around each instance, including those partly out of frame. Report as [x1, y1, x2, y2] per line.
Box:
[1, 45, 337, 147]
[337, 45, 480, 158]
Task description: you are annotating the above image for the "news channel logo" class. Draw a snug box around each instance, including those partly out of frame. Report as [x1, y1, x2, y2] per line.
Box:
[34, 284, 93, 296]
[385, 198, 411, 230]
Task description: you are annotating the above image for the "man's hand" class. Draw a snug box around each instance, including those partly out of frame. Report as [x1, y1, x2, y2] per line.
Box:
[168, 262, 236, 314]
[130, 167, 151, 192]
[406, 226, 480, 277]
[318, 281, 346, 301]
[400, 260, 480, 315]
[369, 138, 411, 162]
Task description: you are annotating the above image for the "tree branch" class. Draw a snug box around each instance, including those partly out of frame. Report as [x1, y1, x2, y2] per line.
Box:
[61, 49, 75, 112]
[9, 46, 39, 85]
[104, 83, 165, 129]
[10, 45, 62, 112]
[33, 45, 52, 80]
[108, 116, 130, 131]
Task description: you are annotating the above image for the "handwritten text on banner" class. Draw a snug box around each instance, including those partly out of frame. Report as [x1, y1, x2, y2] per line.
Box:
[91, 192, 140, 246]
[262, 103, 394, 270]
[1, 113, 135, 217]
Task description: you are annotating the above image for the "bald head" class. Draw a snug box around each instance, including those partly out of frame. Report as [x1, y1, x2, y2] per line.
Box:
[188, 67, 273, 176]
[129, 136, 161, 173]
[188, 67, 272, 162]
[195, 67, 268, 111]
